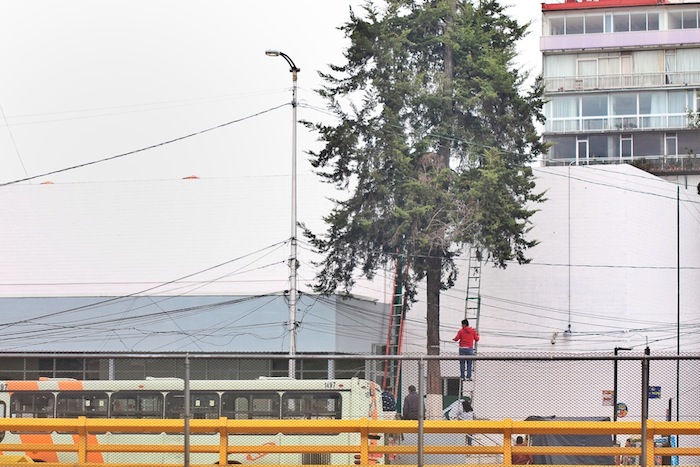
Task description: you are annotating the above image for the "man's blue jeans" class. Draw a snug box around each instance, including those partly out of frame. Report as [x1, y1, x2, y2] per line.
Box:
[459, 347, 474, 379]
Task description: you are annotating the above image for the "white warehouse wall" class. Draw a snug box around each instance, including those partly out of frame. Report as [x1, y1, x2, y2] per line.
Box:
[403, 164, 700, 356]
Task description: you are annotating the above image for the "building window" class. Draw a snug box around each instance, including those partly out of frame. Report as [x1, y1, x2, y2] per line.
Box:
[589, 135, 611, 159]
[546, 136, 576, 160]
[577, 137, 589, 162]
[621, 135, 633, 159]
[548, 11, 659, 36]
[634, 133, 663, 158]
[550, 16, 565, 35]
[613, 12, 630, 32]
[669, 10, 700, 30]
[585, 14, 604, 34]
[648, 13, 660, 30]
[665, 133, 678, 157]
[581, 94, 608, 130]
[566, 16, 584, 35]
[682, 10, 699, 29]
[630, 13, 647, 32]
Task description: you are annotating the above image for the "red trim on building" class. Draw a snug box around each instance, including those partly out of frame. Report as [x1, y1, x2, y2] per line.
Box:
[542, 0, 674, 12]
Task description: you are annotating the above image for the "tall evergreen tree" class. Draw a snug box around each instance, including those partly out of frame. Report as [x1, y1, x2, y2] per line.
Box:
[304, 0, 546, 408]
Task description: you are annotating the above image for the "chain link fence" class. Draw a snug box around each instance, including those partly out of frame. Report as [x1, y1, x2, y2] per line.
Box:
[0, 352, 696, 465]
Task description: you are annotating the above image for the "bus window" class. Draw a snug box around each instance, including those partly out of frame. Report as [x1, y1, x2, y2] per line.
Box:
[10, 392, 55, 418]
[111, 392, 163, 419]
[221, 392, 279, 419]
[282, 392, 341, 420]
[165, 391, 219, 419]
[56, 392, 109, 418]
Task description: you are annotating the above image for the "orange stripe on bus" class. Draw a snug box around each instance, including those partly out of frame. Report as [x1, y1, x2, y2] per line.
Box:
[72, 433, 104, 463]
[7, 381, 38, 391]
[58, 380, 83, 391]
[19, 434, 59, 463]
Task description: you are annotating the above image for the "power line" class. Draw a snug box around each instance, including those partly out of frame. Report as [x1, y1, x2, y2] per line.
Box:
[0, 103, 288, 187]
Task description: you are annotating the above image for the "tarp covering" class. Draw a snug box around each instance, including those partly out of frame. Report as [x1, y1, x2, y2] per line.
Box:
[525, 416, 616, 465]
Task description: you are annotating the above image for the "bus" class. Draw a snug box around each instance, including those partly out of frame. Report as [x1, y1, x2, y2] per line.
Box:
[0, 376, 384, 465]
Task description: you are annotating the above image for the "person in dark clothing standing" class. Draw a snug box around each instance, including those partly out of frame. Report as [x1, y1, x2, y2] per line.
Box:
[402, 385, 420, 420]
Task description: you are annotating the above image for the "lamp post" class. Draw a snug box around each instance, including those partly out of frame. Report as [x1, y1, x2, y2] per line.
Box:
[266, 50, 300, 378]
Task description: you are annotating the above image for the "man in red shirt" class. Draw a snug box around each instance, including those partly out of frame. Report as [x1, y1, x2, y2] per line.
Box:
[453, 319, 479, 381]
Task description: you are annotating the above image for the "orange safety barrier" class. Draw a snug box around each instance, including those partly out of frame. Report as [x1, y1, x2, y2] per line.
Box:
[0, 417, 696, 467]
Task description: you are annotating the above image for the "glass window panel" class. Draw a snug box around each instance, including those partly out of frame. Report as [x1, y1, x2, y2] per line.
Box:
[668, 91, 686, 113]
[281, 392, 342, 420]
[612, 94, 636, 115]
[334, 359, 367, 379]
[639, 92, 666, 114]
[665, 50, 677, 86]
[237, 359, 270, 380]
[546, 136, 576, 160]
[633, 50, 662, 74]
[621, 135, 632, 158]
[682, 10, 698, 29]
[577, 139, 588, 160]
[634, 133, 662, 157]
[599, 57, 620, 75]
[678, 132, 700, 156]
[630, 13, 647, 31]
[545, 55, 576, 78]
[566, 16, 584, 34]
[221, 392, 280, 419]
[10, 393, 55, 418]
[589, 135, 612, 158]
[605, 13, 613, 33]
[668, 115, 686, 127]
[111, 392, 163, 419]
[613, 13, 630, 32]
[582, 95, 607, 117]
[648, 13, 659, 30]
[550, 17, 565, 35]
[165, 392, 219, 420]
[676, 49, 700, 72]
[578, 60, 596, 78]
[668, 11, 683, 29]
[666, 133, 678, 155]
[145, 359, 179, 378]
[56, 392, 108, 418]
[585, 15, 604, 34]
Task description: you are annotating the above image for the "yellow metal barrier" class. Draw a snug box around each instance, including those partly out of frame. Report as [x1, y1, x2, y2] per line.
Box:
[0, 455, 34, 463]
[0, 417, 696, 467]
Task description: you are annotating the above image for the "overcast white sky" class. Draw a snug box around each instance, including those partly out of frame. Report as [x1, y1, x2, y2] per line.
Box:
[0, 0, 542, 187]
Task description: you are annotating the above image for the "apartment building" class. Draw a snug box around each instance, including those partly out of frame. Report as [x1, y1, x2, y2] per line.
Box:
[541, 0, 700, 169]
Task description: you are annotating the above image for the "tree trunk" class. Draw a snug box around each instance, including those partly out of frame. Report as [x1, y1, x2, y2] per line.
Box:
[425, 255, 442, 418]
[423, 0, 456, 419]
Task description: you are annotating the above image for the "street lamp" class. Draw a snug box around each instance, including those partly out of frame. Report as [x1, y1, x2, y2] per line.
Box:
[266, 50, 300, 378]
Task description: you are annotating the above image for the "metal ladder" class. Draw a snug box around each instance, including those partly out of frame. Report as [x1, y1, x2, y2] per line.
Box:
[461, 246, 482, 401]
[382, 253, 405, 400]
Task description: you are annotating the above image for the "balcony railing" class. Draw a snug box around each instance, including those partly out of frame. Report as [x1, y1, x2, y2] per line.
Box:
[545, 113, 688, 133]
[544, 155, 700, 173]
[545, 71, 700, 93]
